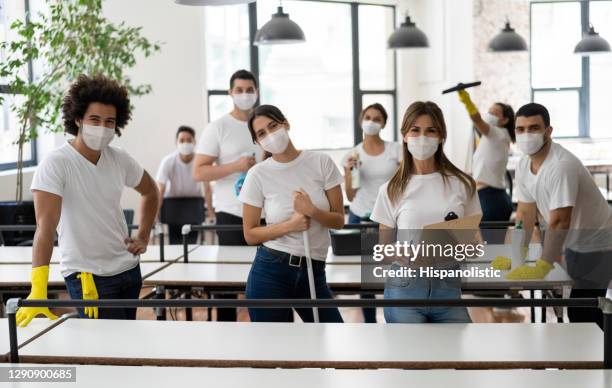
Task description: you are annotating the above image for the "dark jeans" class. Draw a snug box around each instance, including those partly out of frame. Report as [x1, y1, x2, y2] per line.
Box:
[64, 264, 142, 320]
[565, 248, 612, 330]
[348, 210, 377, 323]
[168, 224, 198, 245]
[246, 246, 343, 322]
[478, 186, 513, 244]
[213, 211, 248, 321]
[215, 211, 248, 246]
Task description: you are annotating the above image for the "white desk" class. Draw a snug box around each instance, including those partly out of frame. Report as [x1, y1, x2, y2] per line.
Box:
[0, 245, 196, 265]
[0, 318, 63, 362]
[185, 245, 360, 265]
[0, 247, 61, 264]
[183, 243, 545, 266]
[16, 320, 603, 369]
[144, 261, 572, 291]
[0, 262, 170, 289]
[3, 365, 612, 388]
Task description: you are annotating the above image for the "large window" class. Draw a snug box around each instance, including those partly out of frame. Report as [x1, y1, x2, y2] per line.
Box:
[531, 1, 612, 139]
[204, 1, 397, 149]
[0, 0, 36, 171]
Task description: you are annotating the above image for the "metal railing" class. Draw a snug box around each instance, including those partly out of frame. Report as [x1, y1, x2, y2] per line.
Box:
[5, 296, 611, 367]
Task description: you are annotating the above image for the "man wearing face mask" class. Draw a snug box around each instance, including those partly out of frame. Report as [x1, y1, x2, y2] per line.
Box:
[509, 103, 612, 329]
[194, 69, 263, 245]
[193, 69, 263, 321]
[156, 126, 214, 243]
[16, 74, 159, 326]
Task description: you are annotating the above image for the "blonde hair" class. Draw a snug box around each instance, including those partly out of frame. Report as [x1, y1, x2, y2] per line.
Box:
[387, 101, 476, 204]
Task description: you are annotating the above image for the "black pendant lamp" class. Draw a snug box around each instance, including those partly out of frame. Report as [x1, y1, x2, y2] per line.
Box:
[574, 25, 611, 55]
[175, 0, 255, 5]
[489, 21, 527, 52]
[254, 6, 305, 46]
[388, 15, 429, 49]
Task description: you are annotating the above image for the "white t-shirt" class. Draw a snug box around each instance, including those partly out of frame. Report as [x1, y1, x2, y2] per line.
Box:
[31, 142, 144, 277]
[239, 151, 343, 260]
[370, 173, 482, 229]
[196, 113, 263, 217]
[155, 151, 201, 198]
[515, 142, 612, 252]
[472, 126, 511, 189]
[342, 141, 402, 217]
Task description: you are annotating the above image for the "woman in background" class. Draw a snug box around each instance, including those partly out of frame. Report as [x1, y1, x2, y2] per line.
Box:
[343, 103, 401, 323]
[458, 90, 515, 231]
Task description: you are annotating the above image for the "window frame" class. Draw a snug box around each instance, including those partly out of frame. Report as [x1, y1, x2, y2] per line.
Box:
[529, 0, 595, 139]
[0, 0, 38, 172]
[205, 0, 398, 149]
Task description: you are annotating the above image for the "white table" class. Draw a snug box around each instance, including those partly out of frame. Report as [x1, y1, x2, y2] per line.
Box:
[0, 244, 197, 265]
[16, 320, 603, 369]
[3, 365, 612, 388]
[182, 243, 545, 266]
[0, 318, 64, 362]
[0, 262, 171, 289]
[143, 261, 572, 292]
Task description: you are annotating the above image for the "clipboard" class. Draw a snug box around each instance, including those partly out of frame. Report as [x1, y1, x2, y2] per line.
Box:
[423, 214, 482, 230]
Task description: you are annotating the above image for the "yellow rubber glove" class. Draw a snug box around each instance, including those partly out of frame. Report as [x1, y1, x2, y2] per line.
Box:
[491, 256, 511, 271]
[77, 272, 99, 319]
[15, 266, 58, 327]
[506, 259, 554, 280]
[458, 90, 478, 116]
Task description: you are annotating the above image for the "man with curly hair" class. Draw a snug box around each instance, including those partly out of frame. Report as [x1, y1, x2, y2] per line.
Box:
[16, 74, 159, 326]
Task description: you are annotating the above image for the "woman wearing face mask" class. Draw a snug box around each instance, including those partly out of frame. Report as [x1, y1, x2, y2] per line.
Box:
[457, 90, 515, 230]
[371, 101, 482, 323]
[342, 103, 401, 324]
[343, 103, 402, 224]
[156, 126, 214, 243]
[239, 105, 345, 322]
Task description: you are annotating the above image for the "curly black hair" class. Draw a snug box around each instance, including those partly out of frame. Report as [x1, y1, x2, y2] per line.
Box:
[62, 74, 131, 137]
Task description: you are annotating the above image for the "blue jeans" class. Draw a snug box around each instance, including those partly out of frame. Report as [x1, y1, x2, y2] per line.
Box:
[348, 210, 377, 322]
[348, 211, 370, 224]
[246, 246, 343, 323]
[383, 265, 471, 323]
[64, 264, 142, 320]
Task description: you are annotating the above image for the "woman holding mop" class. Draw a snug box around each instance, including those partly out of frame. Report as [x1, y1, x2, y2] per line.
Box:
[239, 105, 345, 322]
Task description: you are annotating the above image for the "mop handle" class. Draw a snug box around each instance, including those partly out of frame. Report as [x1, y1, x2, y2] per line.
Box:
[302, 230, 320, 323]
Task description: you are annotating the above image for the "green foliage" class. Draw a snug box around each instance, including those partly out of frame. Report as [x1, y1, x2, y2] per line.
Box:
[0, 0, 161, 200]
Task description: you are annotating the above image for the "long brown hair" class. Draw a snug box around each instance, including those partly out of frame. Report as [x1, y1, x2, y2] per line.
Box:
[387, 101, 476, 204]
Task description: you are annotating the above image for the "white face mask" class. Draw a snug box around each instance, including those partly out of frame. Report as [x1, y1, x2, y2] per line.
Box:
[362, 120, 382, 136]
[259, 128, 290, 155]
[406, 135, 440, 161]
[516, 132, 546, 156]
[484, 112, 500, 128]
[177, 142, 195, 156]
[81, 124, 115, 151]
[232, 93, 258, 111]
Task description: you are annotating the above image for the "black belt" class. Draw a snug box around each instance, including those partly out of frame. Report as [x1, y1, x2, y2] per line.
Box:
[259, 245, 309, 268]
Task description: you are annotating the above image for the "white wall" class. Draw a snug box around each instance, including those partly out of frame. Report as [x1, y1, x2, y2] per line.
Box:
[396, 0, 475, 171]
[104, 0, 208, 219]
[0, 1, 209, 222]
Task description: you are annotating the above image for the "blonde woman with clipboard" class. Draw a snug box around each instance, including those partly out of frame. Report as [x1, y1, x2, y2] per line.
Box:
[370, 101, 482, 323]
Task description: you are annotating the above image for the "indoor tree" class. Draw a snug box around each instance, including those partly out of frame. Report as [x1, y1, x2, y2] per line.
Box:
[0, 0, 161, 201]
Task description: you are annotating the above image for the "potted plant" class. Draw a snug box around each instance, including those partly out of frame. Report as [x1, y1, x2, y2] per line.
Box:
[0, 0, 160, 244]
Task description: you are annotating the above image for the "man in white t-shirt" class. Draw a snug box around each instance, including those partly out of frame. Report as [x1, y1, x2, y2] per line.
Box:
[193, 69, 263, 247]
[156, 125, 213, 243]
[16, 75, 159, 327]
[193, 69, 262, 321]
[508, 103, 612, 329]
